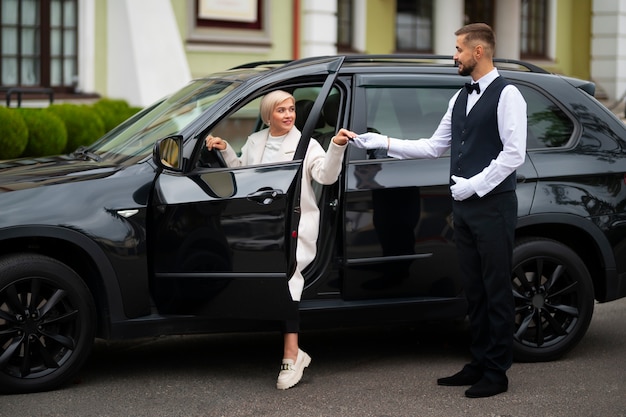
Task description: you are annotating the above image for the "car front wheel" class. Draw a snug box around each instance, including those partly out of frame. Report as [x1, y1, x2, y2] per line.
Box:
[511, 238, 594, 362]
[0, 254, 96, 393]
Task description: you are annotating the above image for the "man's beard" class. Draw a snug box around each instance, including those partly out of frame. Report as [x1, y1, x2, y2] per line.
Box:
[458, 59, 476, 77]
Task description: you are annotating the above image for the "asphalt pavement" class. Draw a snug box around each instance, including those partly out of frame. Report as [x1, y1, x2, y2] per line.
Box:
[1, 297, 625, 417]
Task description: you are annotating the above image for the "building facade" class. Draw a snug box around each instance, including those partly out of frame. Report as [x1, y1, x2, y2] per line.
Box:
[0, 0, 624, 107]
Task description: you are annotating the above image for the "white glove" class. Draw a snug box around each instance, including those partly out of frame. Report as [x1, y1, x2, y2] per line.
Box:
[351, 132, 388, 150]
[450, 175, 476, 201]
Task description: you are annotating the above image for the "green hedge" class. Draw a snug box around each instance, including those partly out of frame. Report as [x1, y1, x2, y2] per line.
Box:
[46, 103, 106, 153]
[17, 108, 67, 157]
[92, 98, 138, 132]
[0, 98, 142, 160]
[0, 106, 29, 160]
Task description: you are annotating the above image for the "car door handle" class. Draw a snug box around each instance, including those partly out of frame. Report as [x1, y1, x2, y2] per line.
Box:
[517, 175, 526, 183]
[247, 188, 283, 205]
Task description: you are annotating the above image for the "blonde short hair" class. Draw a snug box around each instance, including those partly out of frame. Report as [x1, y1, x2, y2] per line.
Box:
[260, 90, 295, 125]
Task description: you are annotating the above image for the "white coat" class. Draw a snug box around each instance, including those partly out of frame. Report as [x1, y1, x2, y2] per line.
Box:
[220, 127, 347, 301]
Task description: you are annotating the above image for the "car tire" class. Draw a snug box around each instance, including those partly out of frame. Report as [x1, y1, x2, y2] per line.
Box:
[0, 253, 96, 394]
[511, 237, 594, 362]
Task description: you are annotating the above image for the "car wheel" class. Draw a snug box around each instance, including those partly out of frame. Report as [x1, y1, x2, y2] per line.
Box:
[511, 238, 594, 362]
[0, 254, 96, 393]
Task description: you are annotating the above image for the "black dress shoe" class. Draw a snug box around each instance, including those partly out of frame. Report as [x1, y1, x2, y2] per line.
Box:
[465, 377, 508, 398]
[437, 369, 482, 386]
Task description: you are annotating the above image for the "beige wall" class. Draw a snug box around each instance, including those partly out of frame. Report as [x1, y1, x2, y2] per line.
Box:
[365, 0, 397, 53]
[93, 0, 108, 97]
[173, 1, 295, 79]
[544, 0, 591, 80]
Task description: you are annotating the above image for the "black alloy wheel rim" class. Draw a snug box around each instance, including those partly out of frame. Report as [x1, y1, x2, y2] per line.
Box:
[0, 277, 79, 379]
[512, 257, 581, 349]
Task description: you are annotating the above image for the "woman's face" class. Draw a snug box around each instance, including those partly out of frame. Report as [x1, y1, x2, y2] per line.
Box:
[269, 98, 295, 136]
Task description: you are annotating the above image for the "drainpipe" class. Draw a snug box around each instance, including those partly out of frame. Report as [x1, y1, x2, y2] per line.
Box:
[293, 0, 300, 59]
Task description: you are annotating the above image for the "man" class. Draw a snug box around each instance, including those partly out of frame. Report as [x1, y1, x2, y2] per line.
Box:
[348, 23, 527, 398]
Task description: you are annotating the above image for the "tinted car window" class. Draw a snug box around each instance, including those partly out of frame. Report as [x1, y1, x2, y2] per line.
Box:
[95, 79, 239, 164]
[363, 83, 575, 152]
[517, 84, 575, 149]
[204, 85, 341, 160]
[364, 86, 455, 140]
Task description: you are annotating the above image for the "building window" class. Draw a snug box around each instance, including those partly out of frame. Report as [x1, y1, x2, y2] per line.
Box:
[464, 0, 495, 26]
[396, 0, 433, 52]
[337, 0, 353, 52]
[520, 0, 547, 59]
[195, 0, 262, 30]
[0, 0, 78, 93]
[188, 0, 269, 50]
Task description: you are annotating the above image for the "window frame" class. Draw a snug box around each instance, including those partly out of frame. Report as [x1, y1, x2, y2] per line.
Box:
[187, 0, 271, 51]
[0, 0, 78, 94]
[520, 0, 549, 60]
[395, 0, 434, 53]
[337, 0, 354, 52]
[464, 0, 495, 26]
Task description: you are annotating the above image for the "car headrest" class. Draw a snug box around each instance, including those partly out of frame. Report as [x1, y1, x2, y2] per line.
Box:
[295, 99, 325, 131]
[323, 94, 340, 127]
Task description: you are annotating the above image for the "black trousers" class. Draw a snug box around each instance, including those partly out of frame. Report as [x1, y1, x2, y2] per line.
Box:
[283, 303, 300, 333]
[452, 191, 517, 383]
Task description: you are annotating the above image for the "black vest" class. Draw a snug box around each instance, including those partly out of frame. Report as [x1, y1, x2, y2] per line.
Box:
[450, 76, 516, 197]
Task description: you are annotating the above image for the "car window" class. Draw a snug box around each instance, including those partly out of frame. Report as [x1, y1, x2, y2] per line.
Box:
[517, 84, 575, 149]
[364, 86, 455, 140]
[92, 79, 239, 164]
[209, 96, 263, 154]
[206, 86, 341, 159]
[362, 83, 575, 153]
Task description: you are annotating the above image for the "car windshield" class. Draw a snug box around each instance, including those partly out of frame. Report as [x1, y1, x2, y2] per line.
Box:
[83, 78, 241, 164]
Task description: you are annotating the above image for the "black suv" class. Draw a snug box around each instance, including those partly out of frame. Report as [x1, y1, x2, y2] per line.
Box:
[1, 55, 625, 394]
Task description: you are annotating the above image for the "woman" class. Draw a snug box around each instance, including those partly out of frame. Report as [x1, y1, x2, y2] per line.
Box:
[206, 90, 352, 389]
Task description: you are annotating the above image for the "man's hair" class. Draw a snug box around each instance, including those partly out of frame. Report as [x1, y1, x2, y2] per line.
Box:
[260, 90, 295, 125]
[455, 23, 495, 55]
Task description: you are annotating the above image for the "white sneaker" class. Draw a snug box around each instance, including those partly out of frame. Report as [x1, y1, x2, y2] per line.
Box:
[276, 349, 311, 390]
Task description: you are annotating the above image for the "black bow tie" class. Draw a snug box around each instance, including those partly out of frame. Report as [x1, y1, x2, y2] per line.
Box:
[465, 82, 480, 94]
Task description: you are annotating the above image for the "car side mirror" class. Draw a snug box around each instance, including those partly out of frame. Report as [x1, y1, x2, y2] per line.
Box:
[154, 136, 183, 170]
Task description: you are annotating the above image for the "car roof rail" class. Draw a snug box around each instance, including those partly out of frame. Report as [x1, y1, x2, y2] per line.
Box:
[493, 58, 549, 74]
[342, 54, 454, 63]
[229, 55, 342, 70]
[342, 54, 550, 74]
[229, 54, 550, 74]
[229, 60, 291, 70]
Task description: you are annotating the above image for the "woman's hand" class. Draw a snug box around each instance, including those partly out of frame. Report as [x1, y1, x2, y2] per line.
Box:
[332, 128, 356, 146]
[205, 135, 227, 151]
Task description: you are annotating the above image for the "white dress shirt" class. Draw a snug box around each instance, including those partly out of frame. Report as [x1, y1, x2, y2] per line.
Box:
[388, 68, 527, 197]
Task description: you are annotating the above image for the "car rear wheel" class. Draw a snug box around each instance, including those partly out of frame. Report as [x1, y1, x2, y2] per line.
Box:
[511, 238, 594, 362]
[0, 254, 96, 393]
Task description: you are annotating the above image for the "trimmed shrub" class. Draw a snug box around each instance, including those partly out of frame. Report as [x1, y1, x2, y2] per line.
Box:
[0, 106, 29, 160]
[46, 104, 105, 153]
[17, 108, 67, 157]
[92, 98, 133, 132]
[126, 106, 143, 120]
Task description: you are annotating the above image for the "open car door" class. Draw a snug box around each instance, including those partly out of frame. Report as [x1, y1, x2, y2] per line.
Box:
[149, 57, 345, 321]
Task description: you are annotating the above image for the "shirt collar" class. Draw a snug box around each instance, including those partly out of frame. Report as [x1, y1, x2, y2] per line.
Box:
[472, 68, 499, 93]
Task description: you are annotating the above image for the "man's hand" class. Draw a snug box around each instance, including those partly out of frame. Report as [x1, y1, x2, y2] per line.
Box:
[450, 175, 475, 201]
[351, 132, 388, 150]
